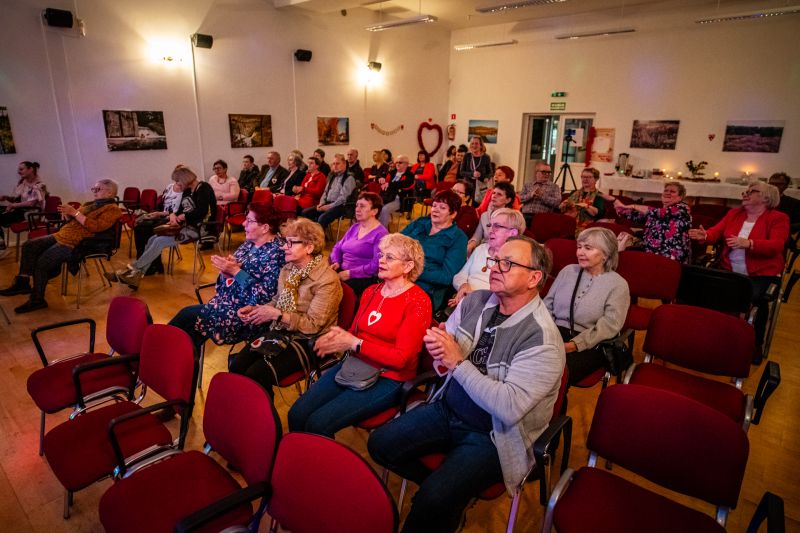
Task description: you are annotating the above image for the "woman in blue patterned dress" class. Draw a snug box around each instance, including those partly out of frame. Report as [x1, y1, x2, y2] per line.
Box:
[168, 202, 285, 352]
[609, 182, 692, 262]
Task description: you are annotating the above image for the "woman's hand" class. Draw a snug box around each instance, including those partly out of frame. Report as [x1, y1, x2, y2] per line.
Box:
[330, 262, 340, 271]
[448, 283, 473, 307]
[168, 213, 180, 225]
[423, 327, 465, 370]
[237, 304, 280, 325]
[564, 341, 578, 353]
[210, 254, 241, 277]
[466, 240, 478, 255]
[600, 192, 616, 202]
[58, 204, 78, 217]
[338, 270, 351, 281]
[314, 326, 359, 356]
[726, 236, 751, 249]
[688, 226, 707, 241]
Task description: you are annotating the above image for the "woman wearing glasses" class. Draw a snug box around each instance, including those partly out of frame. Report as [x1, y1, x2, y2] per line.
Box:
[467, 182, 517, 255]
[543, 227, 630, 385]
[689, 181, 789, 356]
[288, 233, 431, 438]
[167, 203, 285, 353]
[228, 218, 342, 396]
[208, 159, 240, 205]
[449, 208, 526, 309]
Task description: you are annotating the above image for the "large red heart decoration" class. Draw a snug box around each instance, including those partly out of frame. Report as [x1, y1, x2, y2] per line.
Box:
[418, 122, 443, 159]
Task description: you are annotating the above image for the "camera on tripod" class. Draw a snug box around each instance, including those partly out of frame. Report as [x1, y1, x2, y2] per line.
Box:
[564, 128, 577, 143]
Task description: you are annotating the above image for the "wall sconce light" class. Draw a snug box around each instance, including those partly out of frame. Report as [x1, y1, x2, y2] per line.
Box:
[191, 33, 213, 49]
[367, 61, 382, 72]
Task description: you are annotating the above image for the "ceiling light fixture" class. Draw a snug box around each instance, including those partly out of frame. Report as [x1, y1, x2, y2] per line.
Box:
[364, 14, 437, 32]
[695, 5, 800, 24]
[555, 28, 635, 40]
[367, 61, 382, 72]
[476, 0, 566, 14]
[454, 39, 519, 51]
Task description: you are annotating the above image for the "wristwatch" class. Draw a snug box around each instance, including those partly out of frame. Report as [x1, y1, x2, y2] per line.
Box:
[355, 339, 364, 353]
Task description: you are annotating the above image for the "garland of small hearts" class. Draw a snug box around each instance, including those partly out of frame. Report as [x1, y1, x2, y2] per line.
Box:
[371, 123, 404, 136]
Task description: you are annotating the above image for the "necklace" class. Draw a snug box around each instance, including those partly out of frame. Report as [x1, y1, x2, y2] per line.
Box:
[367, 282, 411, 327]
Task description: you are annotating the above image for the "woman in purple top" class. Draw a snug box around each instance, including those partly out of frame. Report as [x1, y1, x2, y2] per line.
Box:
[330, 192, 388, 295]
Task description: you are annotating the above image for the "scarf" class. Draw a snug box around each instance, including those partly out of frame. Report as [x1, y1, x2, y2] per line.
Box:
[273, 254, 322, 316]
[80, 197, 117, 215]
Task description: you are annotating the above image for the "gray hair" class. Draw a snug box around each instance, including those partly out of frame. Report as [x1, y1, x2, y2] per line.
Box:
[577, 227, 619, 272]
[664, 181, 686, 198]
[749, 180, 780, 209]
[506, 235, 552, 289]
[379, 233, 425, 282]
[96, 178, 118, 197]
[268, 151, 281, 163]
[491, 208, 526, 234]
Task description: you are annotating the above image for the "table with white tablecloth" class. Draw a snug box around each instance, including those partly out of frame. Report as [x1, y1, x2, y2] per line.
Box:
[600, 175, 800, 203]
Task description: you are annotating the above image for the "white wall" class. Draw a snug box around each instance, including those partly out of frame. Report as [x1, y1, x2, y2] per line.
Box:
[0, 0, 451, 199]
[448, 16, 800, 187]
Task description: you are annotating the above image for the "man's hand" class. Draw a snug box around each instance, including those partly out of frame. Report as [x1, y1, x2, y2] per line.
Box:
[424, 327, 465, 370]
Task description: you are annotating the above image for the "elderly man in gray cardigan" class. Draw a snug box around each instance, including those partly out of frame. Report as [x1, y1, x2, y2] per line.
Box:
[368, 236, 565, 533]
[300, 153, 355, 228]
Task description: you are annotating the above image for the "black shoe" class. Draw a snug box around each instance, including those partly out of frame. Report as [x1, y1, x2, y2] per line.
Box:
[14, 299, 48, 314]
[0, 276, 32, 296]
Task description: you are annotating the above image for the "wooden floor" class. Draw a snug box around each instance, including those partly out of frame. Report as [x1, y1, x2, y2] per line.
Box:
[0, 227, 798, 532]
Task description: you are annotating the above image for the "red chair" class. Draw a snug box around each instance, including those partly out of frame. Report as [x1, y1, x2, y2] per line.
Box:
[615, 250, 681, 333]
[421, 181, 456, 216]
[266, 432, 398, 533]
[273, 194, 299, 221]
[98, 373, 279, 533]
[42, 324, 196, 518]
[27, 296, 151, 455]
[692, 202, 730, 223]
[526, 213, 576, 242]
[587, 221, 632, 237]
[8, 195, 61, 260]
[397, 368, 571, 530]
[120, 187, 140, 210]
[139, 189, 158, 212]
[545, 238, 578, 276]
[364, 181, 383, 196]
[455, 205, 479, 238]
[544, 384, 749, 533]
[624, 304, 780, 431]
[222, 189, 252, 250]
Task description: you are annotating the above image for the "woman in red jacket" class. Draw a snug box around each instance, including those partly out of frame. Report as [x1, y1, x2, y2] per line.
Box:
[295, 155, 327, 210]
[287, 233, 431, 438]
[411, 150, 436, 191]
[689, 181, 789, 352]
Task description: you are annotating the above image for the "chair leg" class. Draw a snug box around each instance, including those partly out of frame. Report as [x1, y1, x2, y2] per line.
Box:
[783, 271, 799, 303]
[60, 263, 68, 296]
[506, 490, 522, 533]
[76, 263, 82, 309]
[14, 231, 22, 262]
[397, 478, 408, 511]
[63, 489, 72, 519]
[196, 343, 205, 390]
[39, 411, 45, 456]
[0, 303, 10, 325]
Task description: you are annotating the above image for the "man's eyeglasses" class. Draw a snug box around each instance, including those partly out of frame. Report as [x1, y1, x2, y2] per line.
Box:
[90, 186, 103, 193]
[742, 189, 762, 197]
[485, 256, 538, 273]
[537, 170, 553, 176]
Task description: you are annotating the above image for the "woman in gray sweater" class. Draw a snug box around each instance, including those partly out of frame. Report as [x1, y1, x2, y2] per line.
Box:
[544, 227, 630, 384]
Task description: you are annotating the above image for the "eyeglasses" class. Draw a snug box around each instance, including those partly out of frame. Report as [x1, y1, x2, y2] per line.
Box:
[90, 186, 103, 193]
[278, 238, 305, 248]
[453, 189, 466, 196]
[377, 251, 406, 262]
[742, 189, 762, 197]
[537, 170, 553, 176]
[485, 256, 538, 273]
[243, 217, 261, 225]
[489, 223, 512, 231]
[213, 166, 224, 170]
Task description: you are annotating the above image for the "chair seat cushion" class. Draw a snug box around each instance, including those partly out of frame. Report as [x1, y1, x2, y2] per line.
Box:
[573, 368, 607, 389]
[27, 353, 135, 413]
[623, 305, 652, 331]
[356, 389, 427, 430]
[99, 450, 251, 533]
[227, 214, 246, 227]
[629, 363, 746, 424]
[43, 401, 173, 491]
[9, 220, 29, 233]
[554, 467, 724, 533]
[278, 370, 305, 388]
[419, 453, 505, 500]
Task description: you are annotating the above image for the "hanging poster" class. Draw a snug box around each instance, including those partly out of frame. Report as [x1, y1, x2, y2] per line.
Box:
[103, 110, 167, 151]
[630, 120, 679, 150]
[468, 120, 499, 144]
[590, 128, 615, 162]
[229, 114, 273, 148]
[317, 117, 349, 145]
[0, 107, 16, 154]
[722, 120, 784, 153]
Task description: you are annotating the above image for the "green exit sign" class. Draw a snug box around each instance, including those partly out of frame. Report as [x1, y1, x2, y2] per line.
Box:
[551, 91, 567, 97]
[550, 102, 567, 111]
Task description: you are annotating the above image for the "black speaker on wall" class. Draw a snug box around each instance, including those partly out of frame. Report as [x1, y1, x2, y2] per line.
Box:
[294, 49, 312, 62]
[43, 8, 74, 28]
[192, 33, 214, 49]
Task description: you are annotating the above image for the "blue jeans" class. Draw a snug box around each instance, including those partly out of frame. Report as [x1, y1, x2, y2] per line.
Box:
[288, 361, 404, 438]
[300, 205, 346, 228]
[367, 401, 503, 533]
[134, 234, 177, 272]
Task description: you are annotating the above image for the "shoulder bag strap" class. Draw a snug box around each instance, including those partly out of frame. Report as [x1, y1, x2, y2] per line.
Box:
[569, 268, 584, 336]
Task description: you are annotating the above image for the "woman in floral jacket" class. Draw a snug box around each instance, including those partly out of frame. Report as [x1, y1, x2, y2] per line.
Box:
[169, 202, 284, 351]
[611, 181, 692, 263]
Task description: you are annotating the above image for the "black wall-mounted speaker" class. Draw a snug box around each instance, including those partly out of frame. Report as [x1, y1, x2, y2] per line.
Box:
[294, 49, 312, 62]
[192, 33, 214, 49]
[43, 8, 74, 28]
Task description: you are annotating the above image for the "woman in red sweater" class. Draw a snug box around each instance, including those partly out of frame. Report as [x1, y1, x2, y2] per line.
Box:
[295, 156, 327, 210]
[412, 150, 436, 191]
[288, 233, 432, 438]
[689, 181, 789, 352]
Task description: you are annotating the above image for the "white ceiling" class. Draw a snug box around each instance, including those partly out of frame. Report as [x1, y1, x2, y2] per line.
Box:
[274, 0, 796, 30]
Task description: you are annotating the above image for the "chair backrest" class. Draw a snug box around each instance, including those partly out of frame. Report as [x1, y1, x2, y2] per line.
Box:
[692, 203, 730, 223]
[139, 189, 158, 212]
[363, 181, 382, 195]
[588, 384, 749, 509]
[105, 296, 152, 355]
[273, 194, 298, 214]
[545, 238, 578, 276]
[616, 250, 681, 302]
[551, 367, 569, 421]
[644, 304, 753, 378]
[122, 187, 140, 207]
[690, 213, 719, 230]
[269, 432, 398, 533]
[338, 281, 357, 330]
[455, 205, 479, 237]
[587, 221, 631, 236]
[676, 264, 753, 316]
[251, 189, 273, 205]
[138, 325, 196, 404]
[44, 195, 62, 212]
[203, 373, 280, 487]
[529, 213, 577, 242]
[238, 189, 249, 203]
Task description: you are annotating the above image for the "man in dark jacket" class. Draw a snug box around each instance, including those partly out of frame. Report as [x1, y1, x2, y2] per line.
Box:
[378, 155, 414, 227]
[259, 151, 289, 192]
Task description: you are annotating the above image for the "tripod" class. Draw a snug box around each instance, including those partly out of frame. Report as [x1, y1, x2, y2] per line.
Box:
[555, 136, 577, 192]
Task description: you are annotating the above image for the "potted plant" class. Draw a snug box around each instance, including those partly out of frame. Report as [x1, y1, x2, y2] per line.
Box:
[685, 160, 708, 180]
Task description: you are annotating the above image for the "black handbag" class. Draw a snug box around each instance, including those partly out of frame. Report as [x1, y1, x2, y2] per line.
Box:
[231, 329, 313, 386]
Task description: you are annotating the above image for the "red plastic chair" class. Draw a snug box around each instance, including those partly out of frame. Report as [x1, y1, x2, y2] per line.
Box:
[543, 384, 749, 532]
[267, 432, 398, 533]
[364, 181, 383, 196]
[526, 213, 576, 242]
[587, 220, 632, 237]
[397, 368, 571, 530]
[120, 187, 140, 210]
[42, 324, 196, 518]
[624, 304, 780, 431]
[455, 205, 479, 238]
[421, 181, 456, 216]
[139, 189, 158, 212]
[27, 296, 152, 455]
[615, 250, 681, 333]
[98, 373, 280, 533]
[273, 194, 299, 221]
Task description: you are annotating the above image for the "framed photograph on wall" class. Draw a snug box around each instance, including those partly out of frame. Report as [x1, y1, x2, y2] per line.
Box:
[468, 120, 499, 144]
[0, 107, 16, 154]
[630, 120, 680, 150]
[590, 128, 615, 163]
[723, 120, 784, 153]
[103, 110, 167, 151]
[317, 117, 349, 145]
[229, 114, 273, 148]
